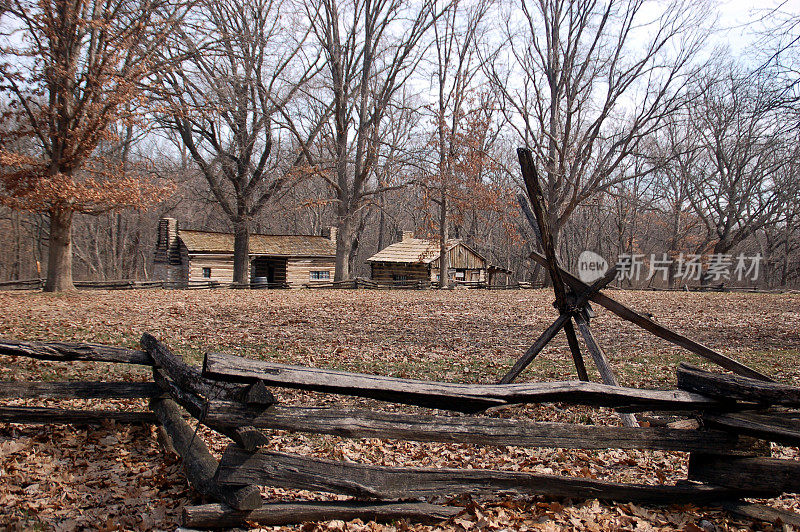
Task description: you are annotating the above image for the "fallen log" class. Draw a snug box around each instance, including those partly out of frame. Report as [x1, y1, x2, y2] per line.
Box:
[0, 381, 161, 399]
[182, 500, 460, 528]
[677, 363, 800, 406]
[688, 454, 800, 495]
[203, 352, 723, 412]
[204, 402, 759, 455]
[528, 251, 772, 382]
[149, 398, 262, 511]
[702, 411, 800, 446]
[0, 339, 151, 365]
[0, 406, 157, 425]
[216, 446, 756, 503]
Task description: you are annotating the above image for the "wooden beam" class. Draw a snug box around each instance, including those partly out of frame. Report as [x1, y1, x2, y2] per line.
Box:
[564, 319, 590, 382]
[528, 251, 773, 382]
[141, 333, 273, 405]
[152, 369, 270, 452]
[0, 381, 161, 399]
[216, 446, 754, 503]
[702, 411, 800, 446]
[202, 352, 723, 411]
[573, 314, 638, 428]
[573, 314, 622, 387]
[500, 256, 621, 384]
[688, 454, 800, 495]
[182, 501, 460, 528]
[152, 368, 205, 419]
[517, 148, 567, 309]
[204, 402, 760, 454]
[0, 338, 151, 365]
[0, 406, 157, 425]
[677, 363, 797, 405]
[149, 398, 262, 511]
[498, 314, 569, 385]
[720, 501, 800, 528]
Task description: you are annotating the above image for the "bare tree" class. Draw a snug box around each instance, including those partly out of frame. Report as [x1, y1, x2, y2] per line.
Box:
[752, 1, 800, 109]
[427, 0, 491, 287]
[0, 0, 183, 291]
[685, 68, 796, 261]
[649, 112, 707, 285]
[157, 0, 323, 284]
[300, 0, 447, 281]
[488, 0, 708, 252]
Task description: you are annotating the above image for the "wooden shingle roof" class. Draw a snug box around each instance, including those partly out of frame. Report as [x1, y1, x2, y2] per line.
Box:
[366, 238, 462, 264]
[178, 230, 335, 257]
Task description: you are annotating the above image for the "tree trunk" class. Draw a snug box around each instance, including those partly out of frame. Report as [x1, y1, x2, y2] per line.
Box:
[439, 186, 449, 288]
[668, 203, 682, 288]
[11, 211, 21, 280]
[334, 215, 354, 282]
[232, 217, 250, 285]
[44, 205, 75, 292]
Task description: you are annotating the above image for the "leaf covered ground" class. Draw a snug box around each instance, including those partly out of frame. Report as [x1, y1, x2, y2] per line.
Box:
[0, 288, 799, 531]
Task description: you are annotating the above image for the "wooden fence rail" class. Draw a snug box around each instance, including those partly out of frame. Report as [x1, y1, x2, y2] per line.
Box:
[202, 351, 723, 412]
[1, 335, 800, 529]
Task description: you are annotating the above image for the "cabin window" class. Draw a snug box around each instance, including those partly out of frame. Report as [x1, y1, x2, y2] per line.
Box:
[455, 270, 465, 279]
[310, 270, 330, 280]
[202, 267, 211, 278]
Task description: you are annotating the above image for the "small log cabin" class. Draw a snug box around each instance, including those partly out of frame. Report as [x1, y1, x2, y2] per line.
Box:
[153, 218, 336, 288]
[367, 231, 495, 286]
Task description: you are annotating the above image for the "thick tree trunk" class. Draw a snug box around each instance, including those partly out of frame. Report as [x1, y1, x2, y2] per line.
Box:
[232, 217, 250, 285]
[334, 215, 354, 282]
[44, 205, 74, 292]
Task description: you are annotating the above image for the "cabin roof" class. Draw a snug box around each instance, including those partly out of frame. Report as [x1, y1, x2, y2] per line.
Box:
[367, 238, 484, 265]
[178, 230, 335, 257]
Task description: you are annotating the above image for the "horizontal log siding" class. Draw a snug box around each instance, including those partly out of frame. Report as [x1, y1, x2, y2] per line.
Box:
[188, 254, 239, 284]
[287, 258, 336, 288]
[370, 263, 430, 284]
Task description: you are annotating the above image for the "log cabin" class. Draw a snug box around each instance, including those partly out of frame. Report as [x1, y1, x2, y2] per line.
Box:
[367, 231, 495, 286]
[153, 218, 336, 288]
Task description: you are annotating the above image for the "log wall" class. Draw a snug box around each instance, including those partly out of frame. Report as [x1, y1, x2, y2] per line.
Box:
[287, 257, 336, 288]
[370, 262, 430, 284]
[187, 253, 238, 284]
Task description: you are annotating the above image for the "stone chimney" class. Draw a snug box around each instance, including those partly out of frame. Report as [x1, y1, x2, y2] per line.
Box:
[324, 226, 338, 243]
[155, 217, 178, 263]
[158, 218, 178, 248]
[396, 230, 414, 242]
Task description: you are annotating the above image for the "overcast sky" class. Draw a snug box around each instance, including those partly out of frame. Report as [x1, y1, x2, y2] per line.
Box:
[715, 0, 798, 58]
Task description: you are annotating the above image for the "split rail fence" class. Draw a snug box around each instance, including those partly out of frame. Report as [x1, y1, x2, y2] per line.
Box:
[1, 335, 800, 529]
[0, 277, 539, 291]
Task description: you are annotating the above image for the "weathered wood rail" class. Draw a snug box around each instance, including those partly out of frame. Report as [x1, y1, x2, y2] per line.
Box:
[0, 278, 223, 291]
[202, 352, 723, 412]
[2, 335, 799, 529]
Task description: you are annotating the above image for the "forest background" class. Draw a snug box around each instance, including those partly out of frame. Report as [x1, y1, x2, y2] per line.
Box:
[0, 0, 798, 290]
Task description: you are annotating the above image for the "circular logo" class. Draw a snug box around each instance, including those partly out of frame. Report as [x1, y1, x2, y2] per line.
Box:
[577, 251, 608, 283]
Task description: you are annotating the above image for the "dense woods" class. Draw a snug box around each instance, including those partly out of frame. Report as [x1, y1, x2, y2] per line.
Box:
[0, 0, 798, 289]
